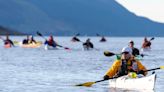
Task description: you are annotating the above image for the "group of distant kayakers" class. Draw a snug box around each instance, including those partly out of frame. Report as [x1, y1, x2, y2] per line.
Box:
[0, 35, 38, 48]
[71, 35, 107, 43]
[0, 35, 152, 52]
[71, 35, 106, 50]
[22, 35, 37, 44]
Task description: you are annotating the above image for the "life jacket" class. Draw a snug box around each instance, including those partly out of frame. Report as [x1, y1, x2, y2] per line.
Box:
[48, 40, 53, 45]
[132, 48, 140, 56]
[72, 37, 80, 42]
[47, 39, 57, 47]
[100, 38, 106, 42]
[83, 42, 93, 48]
[117, 60, 138, 77]
[4, 40, 13, 46]
[22, 39, 29, 44]
[29, 39, 36, 44]
[4, 40, 10, 45]
[142, 41, 151, 48]
[146, 42, 151, 47]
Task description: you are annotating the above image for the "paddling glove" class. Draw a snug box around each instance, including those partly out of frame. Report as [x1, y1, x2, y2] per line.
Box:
[103, 75, 109, 80]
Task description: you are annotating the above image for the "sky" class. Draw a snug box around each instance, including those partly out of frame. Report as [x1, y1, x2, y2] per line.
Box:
[116, 0, 164, 23]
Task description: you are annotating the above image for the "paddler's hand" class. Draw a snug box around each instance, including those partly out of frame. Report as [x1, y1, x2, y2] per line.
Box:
[138, 70, 145, 75]
[103, 75, 109, 80]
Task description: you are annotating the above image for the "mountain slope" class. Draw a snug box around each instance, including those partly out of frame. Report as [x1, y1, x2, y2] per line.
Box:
[0, 26, 24, 35]
[0, 0, 164, 36]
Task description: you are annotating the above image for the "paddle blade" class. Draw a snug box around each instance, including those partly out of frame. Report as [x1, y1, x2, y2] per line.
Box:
[104, 51, 115, 57]
[76, 82, 95, 87]
[75, 33, 80, 36]
[64, 47, 71, 50]
[140, 54, 144, 57]
[96, 33, 100, 36]
[150, 37, 155, 41]
[36, 31, 42, 36]
[160, 66, 164, 69]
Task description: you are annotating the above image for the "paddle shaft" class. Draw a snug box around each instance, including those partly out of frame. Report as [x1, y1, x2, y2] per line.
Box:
[95, 77, 116, 83]
[95, 79, 106, 83]
[146, 67, 160, 72]
[95, 67, 161, 83]
[37, 32, 47, 40]
[56, 44, 64, 48]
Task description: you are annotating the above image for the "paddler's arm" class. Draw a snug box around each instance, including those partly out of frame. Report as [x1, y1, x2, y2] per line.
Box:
[103, 60, 121, 80]
[137, 61, 147, 76]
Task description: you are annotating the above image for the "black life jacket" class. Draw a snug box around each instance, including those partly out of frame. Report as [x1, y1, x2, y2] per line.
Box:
[146, 42, 151, 47]
[117, 60, 136, 77]
[132, 48, 140, 56]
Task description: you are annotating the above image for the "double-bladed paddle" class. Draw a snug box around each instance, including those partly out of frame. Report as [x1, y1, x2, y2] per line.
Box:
[75, 77, 116, 87]
[75, 33, 80, 36]
[36, 31, 71, 50]
[75, 66, 164, 87]
[150, 37, 155, 41]
[36, 31, 47, 40]
[103, 51, 145, 57]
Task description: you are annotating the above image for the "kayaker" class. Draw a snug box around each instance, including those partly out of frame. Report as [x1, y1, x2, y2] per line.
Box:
[83, 38, 94, 50]
[103, 47, 147, 80]
[28, 35, 37, 44]
[142, 37, 151, 49]
[22, 35, 29, 44]
[4, 35, 14, 46]
[45, 35, 58, 47]
[71, 36, 80, 42]
[128, 40, 140, 56]
[100, 36, 106, 42]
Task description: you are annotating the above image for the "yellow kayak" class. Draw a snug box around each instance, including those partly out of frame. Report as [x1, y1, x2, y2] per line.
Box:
[14, 41, 42, 45]
[20, 43, 42, 48]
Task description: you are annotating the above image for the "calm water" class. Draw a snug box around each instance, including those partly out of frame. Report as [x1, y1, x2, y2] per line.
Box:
[0, 36, 163, 92]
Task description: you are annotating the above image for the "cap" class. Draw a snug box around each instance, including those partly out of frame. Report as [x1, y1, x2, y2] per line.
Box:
[129, 40, 134, 43]
[121, 47, 132, 54]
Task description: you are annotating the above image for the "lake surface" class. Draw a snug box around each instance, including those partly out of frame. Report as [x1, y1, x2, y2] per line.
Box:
[0, 36, 163, 92]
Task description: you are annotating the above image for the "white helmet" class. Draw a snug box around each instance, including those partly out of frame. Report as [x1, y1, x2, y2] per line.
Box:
[121, 47, 132, 54]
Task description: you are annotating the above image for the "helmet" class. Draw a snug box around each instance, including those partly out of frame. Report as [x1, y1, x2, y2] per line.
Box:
[121, 47, 132, 54]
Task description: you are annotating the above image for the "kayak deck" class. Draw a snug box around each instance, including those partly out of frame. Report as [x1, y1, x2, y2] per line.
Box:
[20, 43, 42, 48]
[109, 74, 156, 90]
[44, 44, 58, 50]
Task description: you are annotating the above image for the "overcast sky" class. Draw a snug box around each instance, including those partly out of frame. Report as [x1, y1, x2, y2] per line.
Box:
[116, 0, 164, 23]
